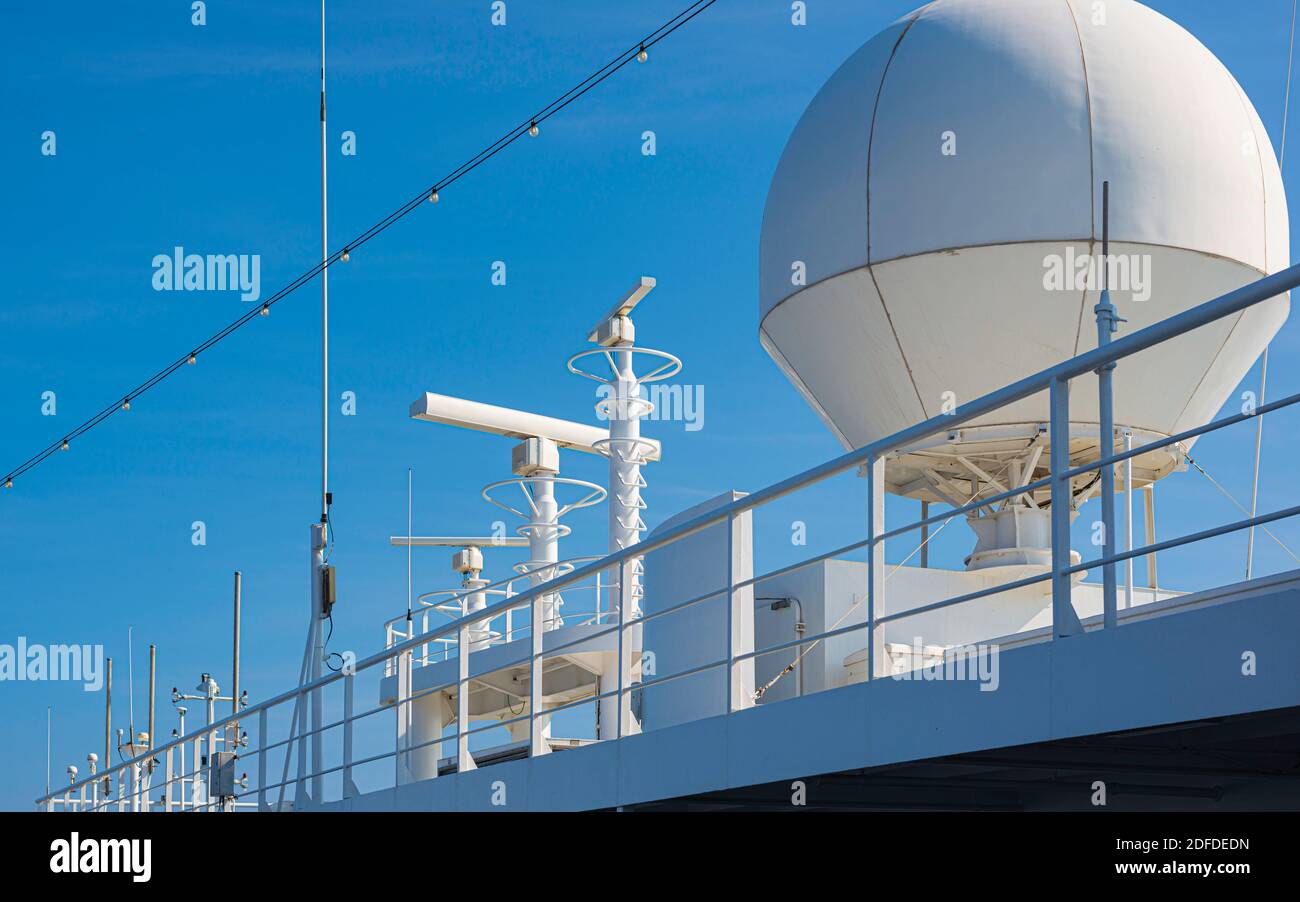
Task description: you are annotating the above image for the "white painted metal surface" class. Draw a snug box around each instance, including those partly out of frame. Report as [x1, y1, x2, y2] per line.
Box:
[760, 0, 1288, 462]
[410, 391, 661, 461]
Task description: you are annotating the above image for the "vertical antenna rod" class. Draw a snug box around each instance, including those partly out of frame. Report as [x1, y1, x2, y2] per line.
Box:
[147, 645, 156, 751]
[103, 657, 112, 794]
[232, 571, 242, 717]
[320, 0, 330, 525]
[407, 469, 413, 621]
[45, 707, 51, 796]
[127, 626, 135, 741]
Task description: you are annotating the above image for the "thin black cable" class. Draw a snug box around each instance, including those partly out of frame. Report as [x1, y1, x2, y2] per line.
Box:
[2, 0, 717, 490]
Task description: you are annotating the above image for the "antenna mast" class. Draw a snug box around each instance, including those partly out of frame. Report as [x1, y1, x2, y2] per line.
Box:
[407, 469, 413, 621]
[320, 0, 330, 525]
[127, 625, 135, 741]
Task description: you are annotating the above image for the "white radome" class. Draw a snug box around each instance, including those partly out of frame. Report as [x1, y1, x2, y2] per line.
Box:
[759, 0, 1288, 501]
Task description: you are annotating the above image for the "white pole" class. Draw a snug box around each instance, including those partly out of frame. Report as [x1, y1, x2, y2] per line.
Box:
[45, 707, 51, 796]
[177, 707, 187, 810]
[1246, 348, 1267, 579]
[1144, 485, 1158, 589]
[310, 523, 326, 802]
[1123, 430, 1133, 610]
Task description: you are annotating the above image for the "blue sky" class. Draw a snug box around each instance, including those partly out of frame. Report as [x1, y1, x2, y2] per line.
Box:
[2, 0, 1300, 810]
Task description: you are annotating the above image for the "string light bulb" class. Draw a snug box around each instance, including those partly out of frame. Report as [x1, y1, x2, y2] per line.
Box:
[121, 399, 131, 411]
[4, 478, 11, 489]
[260, 303, 269, 316]
[61, 440, 69, 452]
[187, 353, 197, 365]
[529, 121, 539, 137]
[341, 248, 350, 262]
[429, 189, 439, 203]
[637, 44, 648, 63]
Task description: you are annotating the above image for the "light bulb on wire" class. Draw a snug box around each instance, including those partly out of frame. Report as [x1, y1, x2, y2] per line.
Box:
[428, 189, 439, 203]
[529, 121, 539, 137]
[187, 353, 197, 365]
[61, 440, 69, 452]
[637, 44, 648, 63]
[121, 399, 131, 411]
[4, 478, 11, 489]
[260, 303, 269, 316]
[341, 248, 350, 262]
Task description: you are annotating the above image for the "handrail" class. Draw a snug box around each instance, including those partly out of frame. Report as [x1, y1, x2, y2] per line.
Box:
[38, 262, 1300, 807]
[383, 553, 609, 637]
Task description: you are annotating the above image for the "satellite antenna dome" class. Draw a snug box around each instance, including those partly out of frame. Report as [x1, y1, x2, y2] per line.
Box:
[759, 0, 1288, 515]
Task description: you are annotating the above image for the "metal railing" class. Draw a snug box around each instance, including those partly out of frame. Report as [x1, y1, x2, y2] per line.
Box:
[382, 555, 613, 669]
[38, 261, 1300, 811]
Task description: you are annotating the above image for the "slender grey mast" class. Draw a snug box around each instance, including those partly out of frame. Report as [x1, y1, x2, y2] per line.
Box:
[147, 644, 156, 751]
[320, 0, 330, 525]
[407, 468, 413, 621]
[127, 625, 135, 741]
[232, 571, 242, 717]
[103, 658, 111, 794]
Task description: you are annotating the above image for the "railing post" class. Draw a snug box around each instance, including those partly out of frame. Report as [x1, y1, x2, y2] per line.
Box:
[257, 708, 268, 811]
[725, 512, 735, 711]
[615, 563, 628, 739]
[457, 623, 476, 771]
[294, 685, 309, 804]
[1050, 376, 1084, 636]
[208, 727, 218, 811]
[529, 591, 548, 757]
[342, 672, 356, 798]
[1097, 411, 1119, 629]
[164, 746, 174, 812]
[1144, 484, 1158, 588]
[395, 649, 412, 785]
[192, 736, 203, 809]
[866, 454, 885, 680]
[1123, 428, 1134, 610]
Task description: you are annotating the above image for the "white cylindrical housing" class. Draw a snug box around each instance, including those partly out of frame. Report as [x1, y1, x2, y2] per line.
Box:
[463, 576, 493, 650]
[527, 475, 563, 630]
